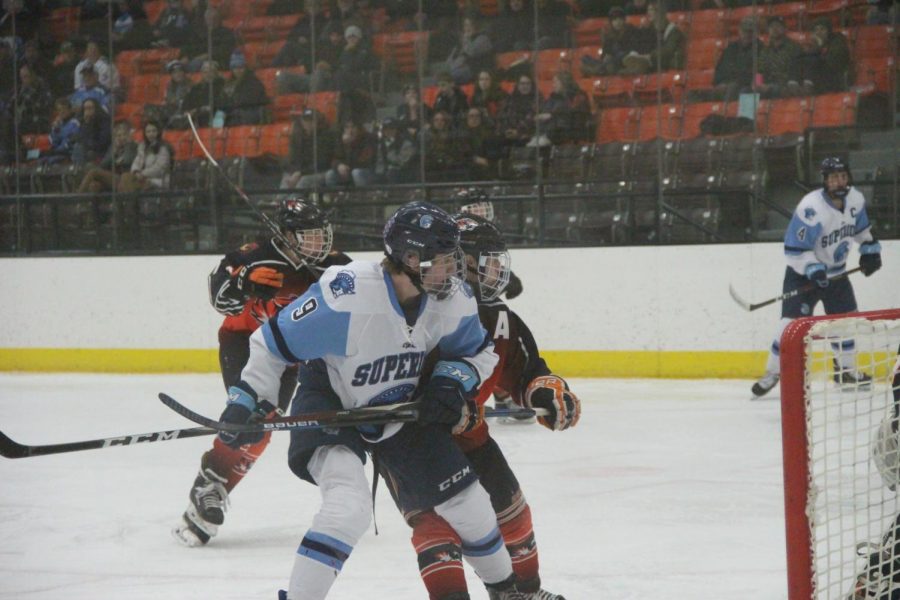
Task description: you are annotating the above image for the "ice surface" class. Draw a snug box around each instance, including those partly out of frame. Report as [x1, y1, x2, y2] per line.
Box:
[0, 375, 788, 599]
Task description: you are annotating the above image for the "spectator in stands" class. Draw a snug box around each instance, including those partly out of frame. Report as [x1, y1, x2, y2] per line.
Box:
[70, 66, 111, 112]
[621, 1, 685, 74]
[220, 52, 270, 126]
[276, 21, 344, 94]
[111, 0, 153, 52]
[496, 74, 539, 149]
[534, 0, 573, 50]
[161, 60, 191, 129]
[756, 16, 803, 98]
[800, 17, 851, 95]
[536, 71, 591, 145]
[324, 120, 377, 187]
[72, 98, 111, 164]
[12, 64, 53, 135]
[865, 0, 896, 25]
[49, 41, 79, 99]
[280, 108, 336, 190]
[433, 71, 470, 124]
[422, 109, 470, 181]
[152, 0, 191, 48]
[713, 16, 761, 101]
[337, 87, 377, 129]
[471, 70, 508, 118]
[493, 0, 533, 53]
[333, 25, 376, 93]
[182, 7, 237, 73]
[76, 120, 138, 193]
[119, 119, 172, 192]
[461, 106, 503, 180]
[374, 117, 418, 184]
[396, 83, 432, 139]
[42, 97, 81, 164]
[444, 16, 494, 85]
[582, 7, 637, 76]
[74, 40, 120, 98]
[22, 39, 51, 77]
[181, 60, 225, 128]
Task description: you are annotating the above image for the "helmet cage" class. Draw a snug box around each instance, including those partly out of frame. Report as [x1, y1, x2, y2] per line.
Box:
[408, 246, 466, 300]
[473, 249, 511, 301]
[275, 198, 333, 266]
[286, 223, 334, 264]
[820, 157, 852, 199]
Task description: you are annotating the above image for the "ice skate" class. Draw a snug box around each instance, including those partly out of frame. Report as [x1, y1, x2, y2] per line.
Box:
[172, 467, 229, 547]
[534, 590, 566, 600]
[486, 575, 538, 599]
[751, 371, 780, 398]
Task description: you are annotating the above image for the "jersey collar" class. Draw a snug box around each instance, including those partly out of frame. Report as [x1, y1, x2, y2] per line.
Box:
[382, 268, 427, 321]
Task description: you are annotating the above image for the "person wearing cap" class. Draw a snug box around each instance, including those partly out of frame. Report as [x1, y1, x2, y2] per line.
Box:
[74, 40, 119, 96]
[220, 51, 269, 126]
[70, 65, 111, 112]
[162, 59, 191, 127]
[375, 117, 417, 184]
[333, 24, 376, 93]
[757, 15, 803, 98]
[584, 6, 639, 76]
[713, 16, 762, 101]
[280, 109, 336, 190]
[800, 16, 851, 94]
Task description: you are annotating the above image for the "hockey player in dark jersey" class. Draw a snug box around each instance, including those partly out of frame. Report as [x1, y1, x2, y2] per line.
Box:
[383, 213, 580, 600]
[173, 197, 351, 547]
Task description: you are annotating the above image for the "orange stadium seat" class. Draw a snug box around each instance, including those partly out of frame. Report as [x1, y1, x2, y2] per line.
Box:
[806, 0, 849, 29]
[727, 5, 767, 37]
[258, 122, 292, 157]
[810, 92, 858, 129]
[572, 18, 608, 47]
[681, 101, 736, 139]
[126, 74, 163, 105]
[254, 67, 282, 98]
[535, 48, 574, 81]
[115, 102, 145, 130]
[272, 93, 305, 122]
[686, 38, 725, 73]
[660, 104, 685, 140]
[225, 125, 262, 158]
[592, 76, 633, 109]
[144, 0, 165, 24]
[304, 91, 339, 124]
[685, 69, 716, 95]
[631, 71, 686, 105]
[383, 31, 430, 75]
[853, 25, 895, 60]
[690, 9, 728, 40]
[22, 134, 52, 154]
[163, 130, 194, 162]
[570, 46, 603, 80]
[596, 107, 640, 143]
[762, 97, 812, 136]
[855, 56, 895, 94]
[192, 128, 228, 159]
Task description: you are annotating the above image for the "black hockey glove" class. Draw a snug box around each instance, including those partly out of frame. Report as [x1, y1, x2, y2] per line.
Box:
[235, 266, 284, 301]
[217, 386, 271, 448]
[418, 361, 479, 433]
[859, 241, 882, 277]
[804, 263, 829, 288]
[503, 271, 524, 300]
[525, 375, 581, 431]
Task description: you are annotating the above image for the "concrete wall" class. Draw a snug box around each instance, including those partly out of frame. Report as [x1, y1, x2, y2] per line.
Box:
[1, 241, 896, 377]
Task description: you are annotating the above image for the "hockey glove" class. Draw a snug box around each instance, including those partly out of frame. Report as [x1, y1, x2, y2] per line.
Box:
[503, 271, 524, 300]
[804, 263, 829, 288]
[526, 375, 581, 431]
[418, 361, 479, 434]
[217, 385, 270, 449]
[235, 266, 284, 300]
[859, 241, 882, 277]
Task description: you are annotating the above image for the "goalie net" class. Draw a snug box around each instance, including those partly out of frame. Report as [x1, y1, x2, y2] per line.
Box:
[782, 308, 900, 599]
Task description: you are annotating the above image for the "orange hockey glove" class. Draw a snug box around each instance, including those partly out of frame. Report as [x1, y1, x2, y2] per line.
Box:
[525, 375, 581, 431]
[235, 266, 284, 300]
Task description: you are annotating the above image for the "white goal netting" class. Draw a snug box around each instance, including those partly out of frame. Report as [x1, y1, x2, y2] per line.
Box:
[798, 316, 900, 599]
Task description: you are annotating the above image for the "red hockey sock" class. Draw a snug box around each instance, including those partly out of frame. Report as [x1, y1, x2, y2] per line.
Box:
[202, 434, 272, 492]
[412, 512, 467, 600]
[500, 504, 540, 589]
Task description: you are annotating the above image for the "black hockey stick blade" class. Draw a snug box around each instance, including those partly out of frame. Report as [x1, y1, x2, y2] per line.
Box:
[159, 393, 421, 432]
[728, 267, 863, 312]
[0, 426, 216, 459]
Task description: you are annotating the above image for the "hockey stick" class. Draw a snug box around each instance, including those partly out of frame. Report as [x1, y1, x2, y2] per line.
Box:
[186, 114, 312, 272]
[159, 393, 546, 433]
[728, 267, 863, 312]
[0, 426, 216, 459]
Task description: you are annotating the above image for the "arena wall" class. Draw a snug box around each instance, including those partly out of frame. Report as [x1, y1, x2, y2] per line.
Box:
[1, 241, 896, 377]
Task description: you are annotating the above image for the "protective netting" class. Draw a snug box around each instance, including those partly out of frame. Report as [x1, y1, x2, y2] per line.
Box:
[803, 317, 900, 599]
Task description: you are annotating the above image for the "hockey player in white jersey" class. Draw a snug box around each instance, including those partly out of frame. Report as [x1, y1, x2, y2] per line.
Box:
[214, 201, 536, 599]
[752, 157, 883, 397]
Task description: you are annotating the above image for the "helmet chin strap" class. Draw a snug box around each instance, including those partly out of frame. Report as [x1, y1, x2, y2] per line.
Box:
[387, 254, 427, 297]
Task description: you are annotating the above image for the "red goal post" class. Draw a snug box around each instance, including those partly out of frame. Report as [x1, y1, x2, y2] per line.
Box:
[782, 308, 900, 600]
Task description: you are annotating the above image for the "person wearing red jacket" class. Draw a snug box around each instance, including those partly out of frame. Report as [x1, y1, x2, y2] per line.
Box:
[173, 197, 351, 547]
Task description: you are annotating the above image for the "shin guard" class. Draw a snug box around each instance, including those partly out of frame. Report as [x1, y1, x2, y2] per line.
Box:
[203, 433, 272, 492]
[499, 503, 540, 590]
[412, 512, 468, 600]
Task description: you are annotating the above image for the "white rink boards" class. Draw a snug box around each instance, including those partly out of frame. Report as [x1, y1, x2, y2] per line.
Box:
[0, 374, 790, 599]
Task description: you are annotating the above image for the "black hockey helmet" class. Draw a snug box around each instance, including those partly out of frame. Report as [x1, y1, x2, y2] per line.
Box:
[455, 187, 495, 222]
[820, 156, 852, 199]
[383, 201, 464, 298]
[274, 196, 333, 264]
[454, 213, 511, 302]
